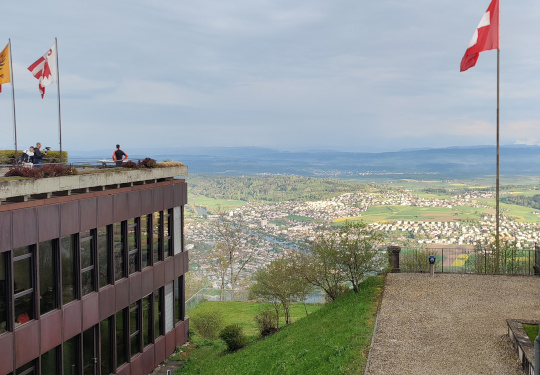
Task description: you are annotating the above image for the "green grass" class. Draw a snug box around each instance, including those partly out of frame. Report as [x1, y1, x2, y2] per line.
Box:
[189, 195, 247, 212]
[523, 324, 539, 343]
[187, 301, 322, 336]
[175, 275, 385, 375]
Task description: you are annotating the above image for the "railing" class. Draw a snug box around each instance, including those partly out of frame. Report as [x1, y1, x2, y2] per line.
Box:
[185, 288, 326, 314]
[399, 247, 540, 276]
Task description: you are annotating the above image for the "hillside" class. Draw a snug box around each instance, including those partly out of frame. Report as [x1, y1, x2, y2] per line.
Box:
[176, 276, 385, 375]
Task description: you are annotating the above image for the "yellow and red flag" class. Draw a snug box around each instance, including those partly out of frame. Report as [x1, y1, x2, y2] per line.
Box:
[0, 43, 11, 93]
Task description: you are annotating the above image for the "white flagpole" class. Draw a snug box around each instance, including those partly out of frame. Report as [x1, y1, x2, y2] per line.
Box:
[8, 39, 18, 164]
[55, 37, 63, 163]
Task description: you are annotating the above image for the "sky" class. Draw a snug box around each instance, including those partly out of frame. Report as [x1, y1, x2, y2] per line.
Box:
[1, 0, 540, 154]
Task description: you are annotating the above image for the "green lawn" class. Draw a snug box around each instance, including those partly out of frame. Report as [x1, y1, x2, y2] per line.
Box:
[175, 276, 385, 375]
[523, 324, 539, 343]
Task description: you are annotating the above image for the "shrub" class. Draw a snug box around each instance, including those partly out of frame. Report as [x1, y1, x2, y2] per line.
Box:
[156, 161, 185, 168]
[122, 160, 139, 169]
[399, 249, 431, 272]
[4, 164, 77, 179]
[255, 309, 279, 337]
[219, 324, 247, 352]
[190, 310, 224, 340]
[139, 157, 157, 168]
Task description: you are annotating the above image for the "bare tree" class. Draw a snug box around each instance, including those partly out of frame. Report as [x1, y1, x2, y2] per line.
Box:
[211, 207, 260, 296]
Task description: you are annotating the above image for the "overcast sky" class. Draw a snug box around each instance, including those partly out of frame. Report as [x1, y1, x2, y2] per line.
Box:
[1, 0, 540, 154]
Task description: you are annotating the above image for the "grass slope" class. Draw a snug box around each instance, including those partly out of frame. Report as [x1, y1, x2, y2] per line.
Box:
[176, 275, 385, 375]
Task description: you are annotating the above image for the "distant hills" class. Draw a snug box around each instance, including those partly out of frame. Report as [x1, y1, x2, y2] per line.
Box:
[73, 145, 540, 178]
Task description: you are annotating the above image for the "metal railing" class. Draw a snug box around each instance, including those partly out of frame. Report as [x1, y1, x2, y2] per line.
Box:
[185, 288, 326, 314]
[399, 247, 540, 276]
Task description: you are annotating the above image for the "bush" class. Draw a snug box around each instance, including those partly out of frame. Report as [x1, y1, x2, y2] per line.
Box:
[255, 309, 279, 337]
[122, 160, 139, 169]
[190, 310, 224, 340]
[139, 157, 157, 168]
[219, 324, 247, 352]
[4, 164, 77, 179]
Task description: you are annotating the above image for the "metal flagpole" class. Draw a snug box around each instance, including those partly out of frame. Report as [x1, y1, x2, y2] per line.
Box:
[9, 39, 18, 164]
[496, 48, 500, 252]
[55, 37, 63, 163]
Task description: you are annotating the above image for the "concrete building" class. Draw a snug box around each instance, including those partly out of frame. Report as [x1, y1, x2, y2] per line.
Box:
[0, 165, 189, 375]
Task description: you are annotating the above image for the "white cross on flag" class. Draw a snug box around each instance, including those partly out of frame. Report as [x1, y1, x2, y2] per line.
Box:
[28, 43, 57, 98]
[460, 0, 499, 72]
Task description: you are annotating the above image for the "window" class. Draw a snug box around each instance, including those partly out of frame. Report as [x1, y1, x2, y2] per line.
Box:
[129, 302, 141, 357]
[141, 215, 151, 269]
[63, 334, 79, 375]
[39, 240, 58, 315]
[80, 230, 96, 296]
[60, 235, 77, 304]
[113, 222, 126, 282]
[15, 359, 36, 375]
[153, 212, 162, 263]
[154, 289, 164, 338]
[13, 246, 34, 326]
[127, 219, 140, 274]
[174, 276, 184, 324]
[142, 294, 153, 347]
[82, 326, 97, 375]
[41, 346, 59, 374]
[116, 309, 128, 368]
[0, 253, 7, 333]
[100, 317, 113, 375]
[97, 226, 111, 289]
[163, 209, 172, 258]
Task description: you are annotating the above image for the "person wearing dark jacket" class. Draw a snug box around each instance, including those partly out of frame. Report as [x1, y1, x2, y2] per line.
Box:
[33, 142, 47, 167]
[112, 144, 128, 167]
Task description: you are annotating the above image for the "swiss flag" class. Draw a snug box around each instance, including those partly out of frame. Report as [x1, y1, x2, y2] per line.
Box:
[28, 43, 57, 98]
[460, 0, 499, 72]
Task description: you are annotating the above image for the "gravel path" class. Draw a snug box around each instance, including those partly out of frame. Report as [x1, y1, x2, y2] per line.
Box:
[366, 273, 540, 375]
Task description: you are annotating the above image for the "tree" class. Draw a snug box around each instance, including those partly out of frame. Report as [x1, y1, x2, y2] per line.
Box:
[249, 257, 311, 325]
[211, 207, 261, 295]
[295, 220, 386, 300]
[334, 221, 386, 293]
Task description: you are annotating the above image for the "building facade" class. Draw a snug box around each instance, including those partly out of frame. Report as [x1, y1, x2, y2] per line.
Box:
[0, 166, 189, 375]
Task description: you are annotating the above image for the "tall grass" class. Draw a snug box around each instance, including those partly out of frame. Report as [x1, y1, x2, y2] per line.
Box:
[176, 275, 385, 375]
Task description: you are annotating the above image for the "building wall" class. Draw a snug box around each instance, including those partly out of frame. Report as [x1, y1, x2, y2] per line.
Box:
[0, 179, 189, 375]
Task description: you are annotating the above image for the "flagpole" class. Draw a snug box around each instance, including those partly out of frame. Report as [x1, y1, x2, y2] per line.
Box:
[55, 37, 63, 163]
[496, 48, 500, 252]
[8, 39, 18, 164]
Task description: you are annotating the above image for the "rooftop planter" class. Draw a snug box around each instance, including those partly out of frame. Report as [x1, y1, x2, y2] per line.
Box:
[0, 164, 188, 201]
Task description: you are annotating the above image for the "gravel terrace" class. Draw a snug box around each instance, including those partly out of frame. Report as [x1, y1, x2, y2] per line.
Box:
[366, 273, 540, 375]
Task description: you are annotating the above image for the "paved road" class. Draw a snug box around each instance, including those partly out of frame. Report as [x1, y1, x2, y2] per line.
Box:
[366, 273, 540, 375]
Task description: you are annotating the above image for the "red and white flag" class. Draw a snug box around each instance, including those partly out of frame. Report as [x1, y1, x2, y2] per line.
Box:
[460, 0, 499, 72]
[28, 43, 57, 98]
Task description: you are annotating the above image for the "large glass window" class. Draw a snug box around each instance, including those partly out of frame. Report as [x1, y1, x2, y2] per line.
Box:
[141, 215, 151, 269]
[153, 212, 162, 263]
[113, 222, 126, 282]
[14, 246, 34, 326]
[129, 302, 141, 357]
[15, 359, 36, 375]
[0, 253, 7, 333]
[127, 219, 140, 275]
[116, 309, 128, 368]
[60, 235, 77, 304]
[164, 209, 172, 258]
[80, 230, 96, 296]
[142, 294, 153, 347]
[97, 226, 111, 289]
[63, 334, 79, 375]
[41, 346, 59, 374]
[100, 317, 113, 375]
[154, 289, 163, 338]
[39, 240, 58, 315]
[83, 326, 96, 375]
[174, 276, 184, 324]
